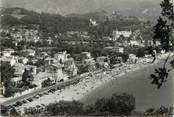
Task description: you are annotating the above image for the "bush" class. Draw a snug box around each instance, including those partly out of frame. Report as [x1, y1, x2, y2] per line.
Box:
[45, 100, 84, 116]
[24, 93, 135, 116]
[136, 48, 145, 57]
[94, 93, 136, 116]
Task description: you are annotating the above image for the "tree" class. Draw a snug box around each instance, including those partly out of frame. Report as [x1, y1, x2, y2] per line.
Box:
[151, 0, 174, 89]
[1, 62, 15, 97]
[153, 17, 170, 51]
[22, 68, 34, 85]
[136, 48, 145, 57]
[94, 93, 135, 116]
[153, 0, 174, 52]
[44, 101, 84, 116]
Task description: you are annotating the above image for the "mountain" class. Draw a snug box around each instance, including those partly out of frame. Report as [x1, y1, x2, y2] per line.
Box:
[0, 7, 90, 32]
[67, 10, 108, 22]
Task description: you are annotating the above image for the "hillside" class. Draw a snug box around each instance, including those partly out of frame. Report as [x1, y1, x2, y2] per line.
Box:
[67, 10, 108, 22]
[0, 7, 90, 32]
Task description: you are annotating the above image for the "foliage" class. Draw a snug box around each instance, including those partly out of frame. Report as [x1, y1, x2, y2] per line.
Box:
[1, 8, 90, 33]
[153, 17, 170, 51]
[43, 93, 135, 116]
[144, 106, 172, 116]
[41, 78, 53, 88]
[136, 48, 146, 57]
[94, 93, 135, 116]
[150, 53, 174, 89]
[22, 69, 34, 84]
[1, 62, 15, 97]
[44, 100, 84, 116]
[150, 0, 174, 89]
[161, 0, 174, 21]
[153, 0, 174, 52]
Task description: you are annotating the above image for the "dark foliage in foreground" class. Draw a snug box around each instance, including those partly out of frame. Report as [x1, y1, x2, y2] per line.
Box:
[151, 0, 174, 89]
[144, 106, 174, 116]
[0, 62, 15, 97]
[22, 93, 135, 116]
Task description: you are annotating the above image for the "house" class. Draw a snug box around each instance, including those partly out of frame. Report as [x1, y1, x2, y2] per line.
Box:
[14, 63, 37, 77]
[81, 52, 92, 60]
[89, 19, 98, 26]
[64, 58, 78, 77]
[105, 46, 124, 53]
[82, 58, 96, 71]
[21, 49, 36, 57]
[37, 52, 49, 59]
[45, 64, 65, 82]
[18, 57, 29, 65]
[44, 57, 56, 66]
[114, 47, 124, 53]
[96, 56, 110, 69]
[33, 72, 55, 88]
[113, 29, 132, 41]
[129, 40, 141, 46]
[46, 37, 53, 45]
[0, 56, 17, 66]
[128, 54, 138, 63]
[54, 51, 70, 64]
[2, 48, 15, 57]
[11, 77, 22, 87]
[25, 65, 37, 75]
[14, 63, 25, 77]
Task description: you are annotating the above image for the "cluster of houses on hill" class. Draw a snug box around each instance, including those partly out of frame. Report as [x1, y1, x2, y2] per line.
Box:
[0, 25, 41, 44]
[0, 48, 79, 95]
[1, 46, 126, 97]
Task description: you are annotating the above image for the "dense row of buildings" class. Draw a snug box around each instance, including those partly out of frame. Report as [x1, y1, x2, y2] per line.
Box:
[0, 18, 166, 98]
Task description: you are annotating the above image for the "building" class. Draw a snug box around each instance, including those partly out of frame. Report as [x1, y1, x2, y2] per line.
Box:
[45, 63, 65, 82]
[82, 58, 96, 71]
[113, 29, 132, 41]
[64, 58, 78, 77]
[96, 56, 110, 69]
[21, 49, 36, 57]
[0, 56, 17, 66]
[18, 57, 29, 65]
[81, 52, 92, 60]
[54, 51, 70, 64]
[89, 19, 98, 26]
[105, 46, 124, 53]
[44, 57, 56, 66]
[2, 48, 15, 57]
[128, 54, 138, 63]
[13, 63, 37, 77]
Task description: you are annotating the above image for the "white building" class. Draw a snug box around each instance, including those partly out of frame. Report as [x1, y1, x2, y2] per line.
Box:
[89, 19, 98, 26]
[2, 48, 15, 57]
[0, 56, 17, 66]
[22, 49, 36, 56]
[45, 64, 65, 82]
[113, 29, 132, 41]
[54, 51, 70, 64]
[64, 58, 78, 77]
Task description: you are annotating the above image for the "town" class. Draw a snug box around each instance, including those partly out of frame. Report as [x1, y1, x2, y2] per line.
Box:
[1, 2, 174, 116]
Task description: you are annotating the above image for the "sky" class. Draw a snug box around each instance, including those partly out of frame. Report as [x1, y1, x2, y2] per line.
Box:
[0, 0, 164, 15]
